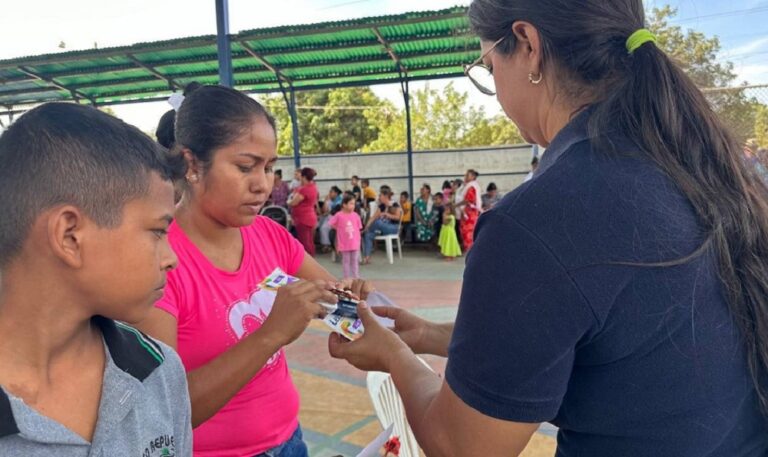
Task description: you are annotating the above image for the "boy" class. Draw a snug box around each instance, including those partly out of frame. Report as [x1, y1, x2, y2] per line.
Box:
[0, 103, 192, 455]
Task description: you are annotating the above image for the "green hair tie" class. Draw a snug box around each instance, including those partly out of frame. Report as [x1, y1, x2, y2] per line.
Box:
[626, 28, 657, 54]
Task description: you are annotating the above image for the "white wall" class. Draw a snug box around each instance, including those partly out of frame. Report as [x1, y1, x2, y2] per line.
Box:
[277, 144, 535, 197]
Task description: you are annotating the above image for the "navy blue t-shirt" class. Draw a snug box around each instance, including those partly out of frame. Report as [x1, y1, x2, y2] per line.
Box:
[446, 110, 768, 456]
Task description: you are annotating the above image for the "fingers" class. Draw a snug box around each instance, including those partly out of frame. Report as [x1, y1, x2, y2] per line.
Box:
[327, 332, 348, 359]
[370, 306, 401, 319]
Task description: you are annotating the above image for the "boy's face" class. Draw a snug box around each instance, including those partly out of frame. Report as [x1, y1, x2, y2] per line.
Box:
[434, 196, 443, 206]
[80, 173, 177, 324]
[343, 200, 356, 212]
[399, 195, 407, 204]
[193, 118, 277, 227]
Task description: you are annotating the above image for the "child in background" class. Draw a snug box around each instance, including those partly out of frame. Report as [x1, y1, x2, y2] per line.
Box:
[399, 191, 413, 242]
[329, 195, 364, 278]
[438, 202, 462, 260]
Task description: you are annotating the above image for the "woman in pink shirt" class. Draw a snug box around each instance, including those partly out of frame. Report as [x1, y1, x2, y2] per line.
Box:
[288, 168, 319, 256]
[137, 84, 371, 457]
[328, 194, 363, 278]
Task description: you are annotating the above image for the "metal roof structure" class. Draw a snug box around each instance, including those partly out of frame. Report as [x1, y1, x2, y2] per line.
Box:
[0, 6, 478, 110]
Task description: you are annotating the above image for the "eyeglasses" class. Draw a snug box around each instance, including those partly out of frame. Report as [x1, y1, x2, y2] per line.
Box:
[463, 37, 506, 96]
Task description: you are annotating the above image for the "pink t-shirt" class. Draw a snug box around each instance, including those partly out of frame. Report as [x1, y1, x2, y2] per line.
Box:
[291, 183, 318, 227]
[328, 211, 362, 252]
[156, 216, 306, 457]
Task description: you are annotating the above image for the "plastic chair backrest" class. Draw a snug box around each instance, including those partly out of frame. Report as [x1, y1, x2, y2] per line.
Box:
[366, 358, 433, 457]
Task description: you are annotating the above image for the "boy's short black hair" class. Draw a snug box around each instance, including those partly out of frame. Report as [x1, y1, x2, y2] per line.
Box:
[0, 103, 180, 267]
[434, 192, 444, 200]
[361, 178, 370, 186]
[487, 182, 497, 192]
[275, 169, 283, 178]
[400, 191, 409, 198]
[342, 194, 356, 205]
[351, 175, 360, 180]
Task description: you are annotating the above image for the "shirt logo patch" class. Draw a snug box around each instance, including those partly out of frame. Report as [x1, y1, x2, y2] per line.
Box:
[141, 434, 175, 457]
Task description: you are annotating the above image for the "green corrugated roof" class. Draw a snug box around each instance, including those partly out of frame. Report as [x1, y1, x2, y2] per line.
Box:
[0, 6, 478, 109]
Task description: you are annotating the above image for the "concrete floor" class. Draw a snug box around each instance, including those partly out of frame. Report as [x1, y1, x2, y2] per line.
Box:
[288, 247, 558, 456]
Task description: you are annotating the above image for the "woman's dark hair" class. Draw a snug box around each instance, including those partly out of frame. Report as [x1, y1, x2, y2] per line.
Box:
[422, 183, 432, 193]
[401, 191, 409, 199]
[487, 182, 497, 192]
[342, 194, 356, 205]
[469, 0, 768, 411]
[330, 185, 342, 195]
[156, 110, 176, 149]
[173, 84, 277, 176]
[275, 169, 283, 179]
[155, 83, 205, 150]
[301, 167, 317, 181]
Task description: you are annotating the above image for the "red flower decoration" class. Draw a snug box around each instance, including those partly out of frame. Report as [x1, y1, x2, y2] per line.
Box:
[383, 436, 401, 456]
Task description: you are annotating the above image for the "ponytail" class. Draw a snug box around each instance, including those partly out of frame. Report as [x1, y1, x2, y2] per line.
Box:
[593, 41, 768, 412]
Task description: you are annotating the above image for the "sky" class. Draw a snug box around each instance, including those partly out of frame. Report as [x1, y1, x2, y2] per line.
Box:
[2, 0, 768, 132]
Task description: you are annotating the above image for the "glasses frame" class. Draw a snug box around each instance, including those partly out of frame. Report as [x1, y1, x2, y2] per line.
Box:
[463, 36, 507, 96]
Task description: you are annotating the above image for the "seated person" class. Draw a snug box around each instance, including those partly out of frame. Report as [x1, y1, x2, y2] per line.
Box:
[362, 187, 402, 264]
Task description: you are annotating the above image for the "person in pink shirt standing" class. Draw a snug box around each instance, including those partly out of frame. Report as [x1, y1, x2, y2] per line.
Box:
[136, 84, 373, 457]
[329, 194, 363, 278]
[288, 168, 319, 256]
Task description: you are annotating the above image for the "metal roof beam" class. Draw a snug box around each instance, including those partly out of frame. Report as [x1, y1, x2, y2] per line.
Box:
[372, 27, 406, 73]
[48, 47, 476, 91]
[90, 61, 464, 100]
[126, 54, 182, 90]
[239, 41, 291, 83]
[0, 85, 66, 97]
[0, 31, 475, 79]
[16, 66, 96, 105]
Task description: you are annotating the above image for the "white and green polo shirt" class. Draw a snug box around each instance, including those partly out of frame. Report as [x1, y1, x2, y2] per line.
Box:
[0, 317, 192, 456]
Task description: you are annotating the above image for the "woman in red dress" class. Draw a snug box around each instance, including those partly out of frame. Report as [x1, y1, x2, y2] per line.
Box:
[458, 169, 481, 251]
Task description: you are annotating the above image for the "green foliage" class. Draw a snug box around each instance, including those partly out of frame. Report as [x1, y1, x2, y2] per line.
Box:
[262, 87, 387, 155]
[363, 82, 522, 152]
[649, 6, 767, 142]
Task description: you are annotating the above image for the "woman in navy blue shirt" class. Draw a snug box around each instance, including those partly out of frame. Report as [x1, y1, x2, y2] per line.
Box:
[329, 0, 768, 456]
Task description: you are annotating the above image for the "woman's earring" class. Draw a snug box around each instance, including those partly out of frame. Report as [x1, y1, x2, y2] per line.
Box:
[187, 174, 199, 183]
[528, 72, 543, 85]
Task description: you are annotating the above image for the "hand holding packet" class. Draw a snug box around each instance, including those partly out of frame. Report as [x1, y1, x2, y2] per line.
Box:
[259, 268, 397, 340]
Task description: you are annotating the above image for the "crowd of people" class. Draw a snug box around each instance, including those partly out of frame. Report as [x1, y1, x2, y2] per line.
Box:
[2, 1, 768, 456]
[262, 168, 508, 266]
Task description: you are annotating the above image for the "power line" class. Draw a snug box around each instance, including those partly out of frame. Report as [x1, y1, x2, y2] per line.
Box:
[675, 5, 768, 23]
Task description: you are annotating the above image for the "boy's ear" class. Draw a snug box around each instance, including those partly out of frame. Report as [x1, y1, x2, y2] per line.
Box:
[47, 206, 87, 268]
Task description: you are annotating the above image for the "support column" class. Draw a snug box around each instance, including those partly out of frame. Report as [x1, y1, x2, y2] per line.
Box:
[215, 0, 234, 87]
[289, 87, 301, 169]
[402, 77, 414, 199]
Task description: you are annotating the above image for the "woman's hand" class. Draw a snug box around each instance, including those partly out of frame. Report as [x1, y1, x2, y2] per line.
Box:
[328, 302, 412, 372]
[260, 280, 338, 347]
[370, 306, 451, 357]
[337, 278, 376, 300]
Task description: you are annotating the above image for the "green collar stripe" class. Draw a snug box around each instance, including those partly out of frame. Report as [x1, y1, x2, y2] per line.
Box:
[115, 322, 164, 364]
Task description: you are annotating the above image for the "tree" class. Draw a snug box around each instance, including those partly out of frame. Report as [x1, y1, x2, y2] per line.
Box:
[262, 87, 390, 155]
[362, 82, 523, 152]
[650, 6, 766, 142]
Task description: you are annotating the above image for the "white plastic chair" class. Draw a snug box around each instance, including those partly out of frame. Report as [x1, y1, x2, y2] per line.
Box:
[366, 358, 433, 457]
[374, 218, 403, 264]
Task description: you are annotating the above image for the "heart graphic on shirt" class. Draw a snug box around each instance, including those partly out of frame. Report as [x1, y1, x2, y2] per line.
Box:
[228, 287, 281, 367]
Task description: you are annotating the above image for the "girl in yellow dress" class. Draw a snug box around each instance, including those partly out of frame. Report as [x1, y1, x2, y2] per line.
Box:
[438, 203, 462, 260]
